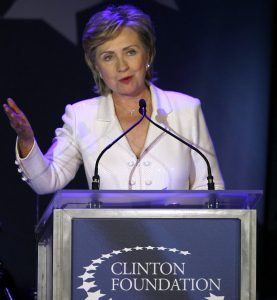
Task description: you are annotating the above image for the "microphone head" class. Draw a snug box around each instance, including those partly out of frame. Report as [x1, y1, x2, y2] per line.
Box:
[139, 99, 146, 115]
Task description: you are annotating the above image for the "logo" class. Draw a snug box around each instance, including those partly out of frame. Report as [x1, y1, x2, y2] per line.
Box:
[78, 245, 225, 299]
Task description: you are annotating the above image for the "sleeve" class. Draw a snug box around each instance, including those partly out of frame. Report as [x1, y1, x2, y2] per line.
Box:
[15, 104, 82, 195]
[189, 101, 225, 190]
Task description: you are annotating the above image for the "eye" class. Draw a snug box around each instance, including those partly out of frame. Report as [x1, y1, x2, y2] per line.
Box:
[127, 49, 137, 56]
[103, 54, 113, 61]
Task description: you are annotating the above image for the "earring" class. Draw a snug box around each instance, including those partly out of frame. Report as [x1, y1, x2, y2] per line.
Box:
[146, 63, 150, 70]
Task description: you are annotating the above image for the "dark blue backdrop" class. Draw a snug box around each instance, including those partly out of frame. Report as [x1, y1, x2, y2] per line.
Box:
[0, 0, 274, 299]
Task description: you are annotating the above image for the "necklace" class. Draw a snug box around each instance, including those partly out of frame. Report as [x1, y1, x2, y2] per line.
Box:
[113, 91, 152, 117]
[127, 109, 136, 116]
[114, 102, 138, 116]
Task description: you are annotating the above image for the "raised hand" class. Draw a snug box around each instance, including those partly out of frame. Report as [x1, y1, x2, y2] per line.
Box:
[3, 98, 35, 158]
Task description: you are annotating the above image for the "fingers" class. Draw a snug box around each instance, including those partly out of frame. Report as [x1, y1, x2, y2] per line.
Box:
[3, 104, 25, 131]
[8, 98, 22, 114]
[3, 101, 22, 125]
[3, 98, 26, 122]
[3, 98, 34, 141]
[5, 98, 22, 114]
[3, 102, 15, 122]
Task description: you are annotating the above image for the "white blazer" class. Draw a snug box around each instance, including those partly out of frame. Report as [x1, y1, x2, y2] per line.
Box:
[16, 84, 224, 194]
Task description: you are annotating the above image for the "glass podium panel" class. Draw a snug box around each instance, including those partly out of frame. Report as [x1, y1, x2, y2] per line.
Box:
[37, 190, 262, 232]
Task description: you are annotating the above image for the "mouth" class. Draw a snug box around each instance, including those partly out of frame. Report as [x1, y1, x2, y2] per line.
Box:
[119, 76, 133, 84]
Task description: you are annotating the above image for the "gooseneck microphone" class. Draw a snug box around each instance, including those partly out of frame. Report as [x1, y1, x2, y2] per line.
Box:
[139, 99, 215, 190]
[91, 100, 146, 190]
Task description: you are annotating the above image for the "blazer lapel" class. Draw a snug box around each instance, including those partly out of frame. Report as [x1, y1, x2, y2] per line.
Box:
[97, 94, 134, 154]
[96, 84, 174, 155]
[144, 84, 173, 150]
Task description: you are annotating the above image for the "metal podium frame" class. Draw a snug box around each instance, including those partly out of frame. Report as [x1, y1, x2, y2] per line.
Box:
[36, 190, 262, 300]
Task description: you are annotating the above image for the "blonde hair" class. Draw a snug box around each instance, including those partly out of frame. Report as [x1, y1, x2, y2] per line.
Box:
[82, 5, 156, 95]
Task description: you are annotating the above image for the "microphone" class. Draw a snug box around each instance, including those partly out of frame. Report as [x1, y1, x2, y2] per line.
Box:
[91, 100, 146, 190]
[139, 101, 215, 190]
[139, 98, 146, 115]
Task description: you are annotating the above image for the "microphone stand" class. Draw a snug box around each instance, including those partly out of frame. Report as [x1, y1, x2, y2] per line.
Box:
[140, 101, 215, 190]
[91, 98, 214, 191]
[92, 100, 146, 190]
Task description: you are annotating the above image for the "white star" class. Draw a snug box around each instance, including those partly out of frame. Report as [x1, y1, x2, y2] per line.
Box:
[180, 251, 191, 255]
[122, 248, 132, 252]
[84, 264, 98, 271]
[78, 272, 95, 280]
[169, 248, 179, 252]
[134, 246, 143, 250]
[4, 0, 103, 44]
[101, 253, 112, 259]
[145, 246, 155, 250]
[91, 258, 104, 264]
[204, 293, 225, 300]
[4, 0, 179, 45]
[78, 281, 97, 292]
[112, 250, 122, 255]
[85, 289, 105, 300]
[157, 246, 167, 251]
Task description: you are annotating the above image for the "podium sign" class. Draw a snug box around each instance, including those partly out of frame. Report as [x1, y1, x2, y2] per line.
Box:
[36, 190, 261, 300]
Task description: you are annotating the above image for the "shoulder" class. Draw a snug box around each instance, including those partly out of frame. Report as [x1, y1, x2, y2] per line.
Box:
[62, 95, 108, 118]
[151, 84, 201, 112]
[58, 95, 106, 126]
[164, 90, 200, 108]
[69, 95, 103, 111]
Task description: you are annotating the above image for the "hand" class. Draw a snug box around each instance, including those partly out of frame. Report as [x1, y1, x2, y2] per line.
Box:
[3, 98, 34, 157]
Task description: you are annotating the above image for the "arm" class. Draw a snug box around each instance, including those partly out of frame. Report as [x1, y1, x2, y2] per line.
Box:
[4, 99, 82, 194]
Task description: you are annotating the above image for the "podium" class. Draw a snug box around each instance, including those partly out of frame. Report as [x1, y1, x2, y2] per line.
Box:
[36, 190, 262, 300]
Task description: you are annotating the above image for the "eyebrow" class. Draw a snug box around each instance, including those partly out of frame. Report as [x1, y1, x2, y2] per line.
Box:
[99, 44, 140, 56]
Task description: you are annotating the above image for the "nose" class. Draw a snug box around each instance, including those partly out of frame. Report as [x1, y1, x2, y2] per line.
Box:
[116, 56, 128, 72]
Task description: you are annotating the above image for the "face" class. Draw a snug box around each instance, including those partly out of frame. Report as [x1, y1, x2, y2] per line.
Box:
[95, 27, 149, 99]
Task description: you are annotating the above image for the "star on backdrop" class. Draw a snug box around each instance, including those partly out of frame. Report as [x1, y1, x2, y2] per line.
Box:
[85, 289, 105, 300]
[78, 281, 98, 292]
[4, 0, 179, 44]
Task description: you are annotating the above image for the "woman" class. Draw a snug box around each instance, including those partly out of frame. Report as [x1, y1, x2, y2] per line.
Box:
[3, 5, 224, 193]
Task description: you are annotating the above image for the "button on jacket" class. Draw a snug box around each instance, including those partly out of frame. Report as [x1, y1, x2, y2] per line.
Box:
[15, 84, 224, 194]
